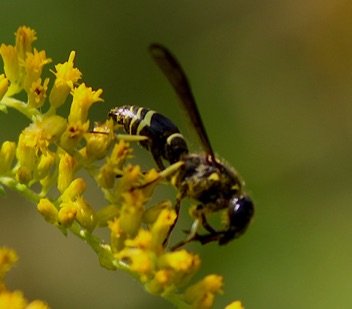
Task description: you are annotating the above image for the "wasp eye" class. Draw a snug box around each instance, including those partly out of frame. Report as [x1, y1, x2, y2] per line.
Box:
[228, 195, 254, 235]
[218, 196, 254, 245]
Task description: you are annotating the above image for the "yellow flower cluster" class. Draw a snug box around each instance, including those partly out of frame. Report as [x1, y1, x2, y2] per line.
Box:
[0, 247, 49, 309]
[0, 26, 244, 309]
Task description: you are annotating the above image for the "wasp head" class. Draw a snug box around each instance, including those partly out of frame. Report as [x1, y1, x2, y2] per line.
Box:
[219, 195, 254, 245]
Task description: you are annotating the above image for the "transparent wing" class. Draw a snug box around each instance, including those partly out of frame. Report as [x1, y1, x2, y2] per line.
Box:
[149, 43, 215, 159]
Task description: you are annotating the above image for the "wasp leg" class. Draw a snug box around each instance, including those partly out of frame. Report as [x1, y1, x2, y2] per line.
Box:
[171, 231, 223, 250]
[192, 232, 224, 245]
[114, 134, 149, 142]
[170, 209, 202, 250]
[192, 214, 228, 245]
[158, 161, 184, 179]
[132, 160, 184, 191]
[151, 152, 166, 171]
[199, 213, 217, 234]
[162, 190, 185, 246]
[171, 213, 224, 249]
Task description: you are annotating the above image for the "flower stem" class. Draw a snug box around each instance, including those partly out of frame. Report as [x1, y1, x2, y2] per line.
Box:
[2, 96, 41, 119]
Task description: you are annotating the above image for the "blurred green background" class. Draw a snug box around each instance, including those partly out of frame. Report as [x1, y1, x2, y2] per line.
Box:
[1, 1, 352, 308]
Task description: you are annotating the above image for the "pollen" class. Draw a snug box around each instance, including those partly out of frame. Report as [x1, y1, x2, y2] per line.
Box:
[208, 172, 220, 181]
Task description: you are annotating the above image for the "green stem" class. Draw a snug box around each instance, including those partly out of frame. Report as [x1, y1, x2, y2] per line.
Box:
[162, 292, 191, 309]
[2, 96, 41, 119]
[68, 222, 140, 279]
[0, 177, 41, 203]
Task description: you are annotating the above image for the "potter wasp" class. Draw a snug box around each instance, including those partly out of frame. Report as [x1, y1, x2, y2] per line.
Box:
[109, 44, 254, 248]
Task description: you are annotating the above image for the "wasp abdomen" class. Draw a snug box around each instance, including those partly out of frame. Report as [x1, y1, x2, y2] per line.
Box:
[109, 105, 189, 170]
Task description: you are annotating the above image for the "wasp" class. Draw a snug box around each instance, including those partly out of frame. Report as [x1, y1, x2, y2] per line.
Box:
[109, 44, 254, 248]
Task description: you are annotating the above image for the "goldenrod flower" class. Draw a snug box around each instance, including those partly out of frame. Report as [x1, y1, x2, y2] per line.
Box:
[145, 269, 173, 295]
[57, 153, 76, 193]
[116, 247, 152, 281]
[84, 120, 115, 160]
[119, 190, 145, 238]
[225, 300, 245, 309]
[0, 44, 23, 95]
[28, 77, 50, 108]
[59, 120, 90, 152]
[0, 26, 39, 97]
[0, 290, 27, 308]
[33, 151, 55, 181]
[150, 208, 177, 251]
[0, 247, 49, 308]
[0, 247, 18, 281]
[60, 178, 86, 201]
[26, 300, 50, 309]
[37, 198, 59, 224]
[58, 202, 77, 227]
[49, 51, 82, 109]
[23, 49, 51, 93]
[15, 166, 32, 184]
[18, 115, 67, 157]
[108, 217, 126, 253]
[158, 249, 200, 273]
[15, 26, 37, 61]
[16, 132, 37, 183]
[74, 196, 97, 233]
[96, 140, 132, 189]
[143, 200, 173, 225]
[157, 250, 201, 288]
[124, 229, 153, 250]
[0, 141, 16, 175]
[183, 274, 224, 309]
[68, 83, 103, 124]
[15, 116, 66, 182]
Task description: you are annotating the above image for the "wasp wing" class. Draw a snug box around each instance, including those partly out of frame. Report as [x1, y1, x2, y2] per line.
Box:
[149, 43, 215, 159]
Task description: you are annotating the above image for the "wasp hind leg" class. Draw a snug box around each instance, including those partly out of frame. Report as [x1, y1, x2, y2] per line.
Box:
[171, 212, 223, 250]
[171, 216, 201, 250]
[150, 150, 166, 171]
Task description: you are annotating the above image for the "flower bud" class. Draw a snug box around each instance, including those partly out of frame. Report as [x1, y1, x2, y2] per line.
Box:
[0, 141, 16, 174]
[37, 198, 58, 224]
[75, 197, 97, 233]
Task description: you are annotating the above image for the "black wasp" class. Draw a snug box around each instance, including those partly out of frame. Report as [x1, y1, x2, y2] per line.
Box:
[109, 44, 254, 248]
